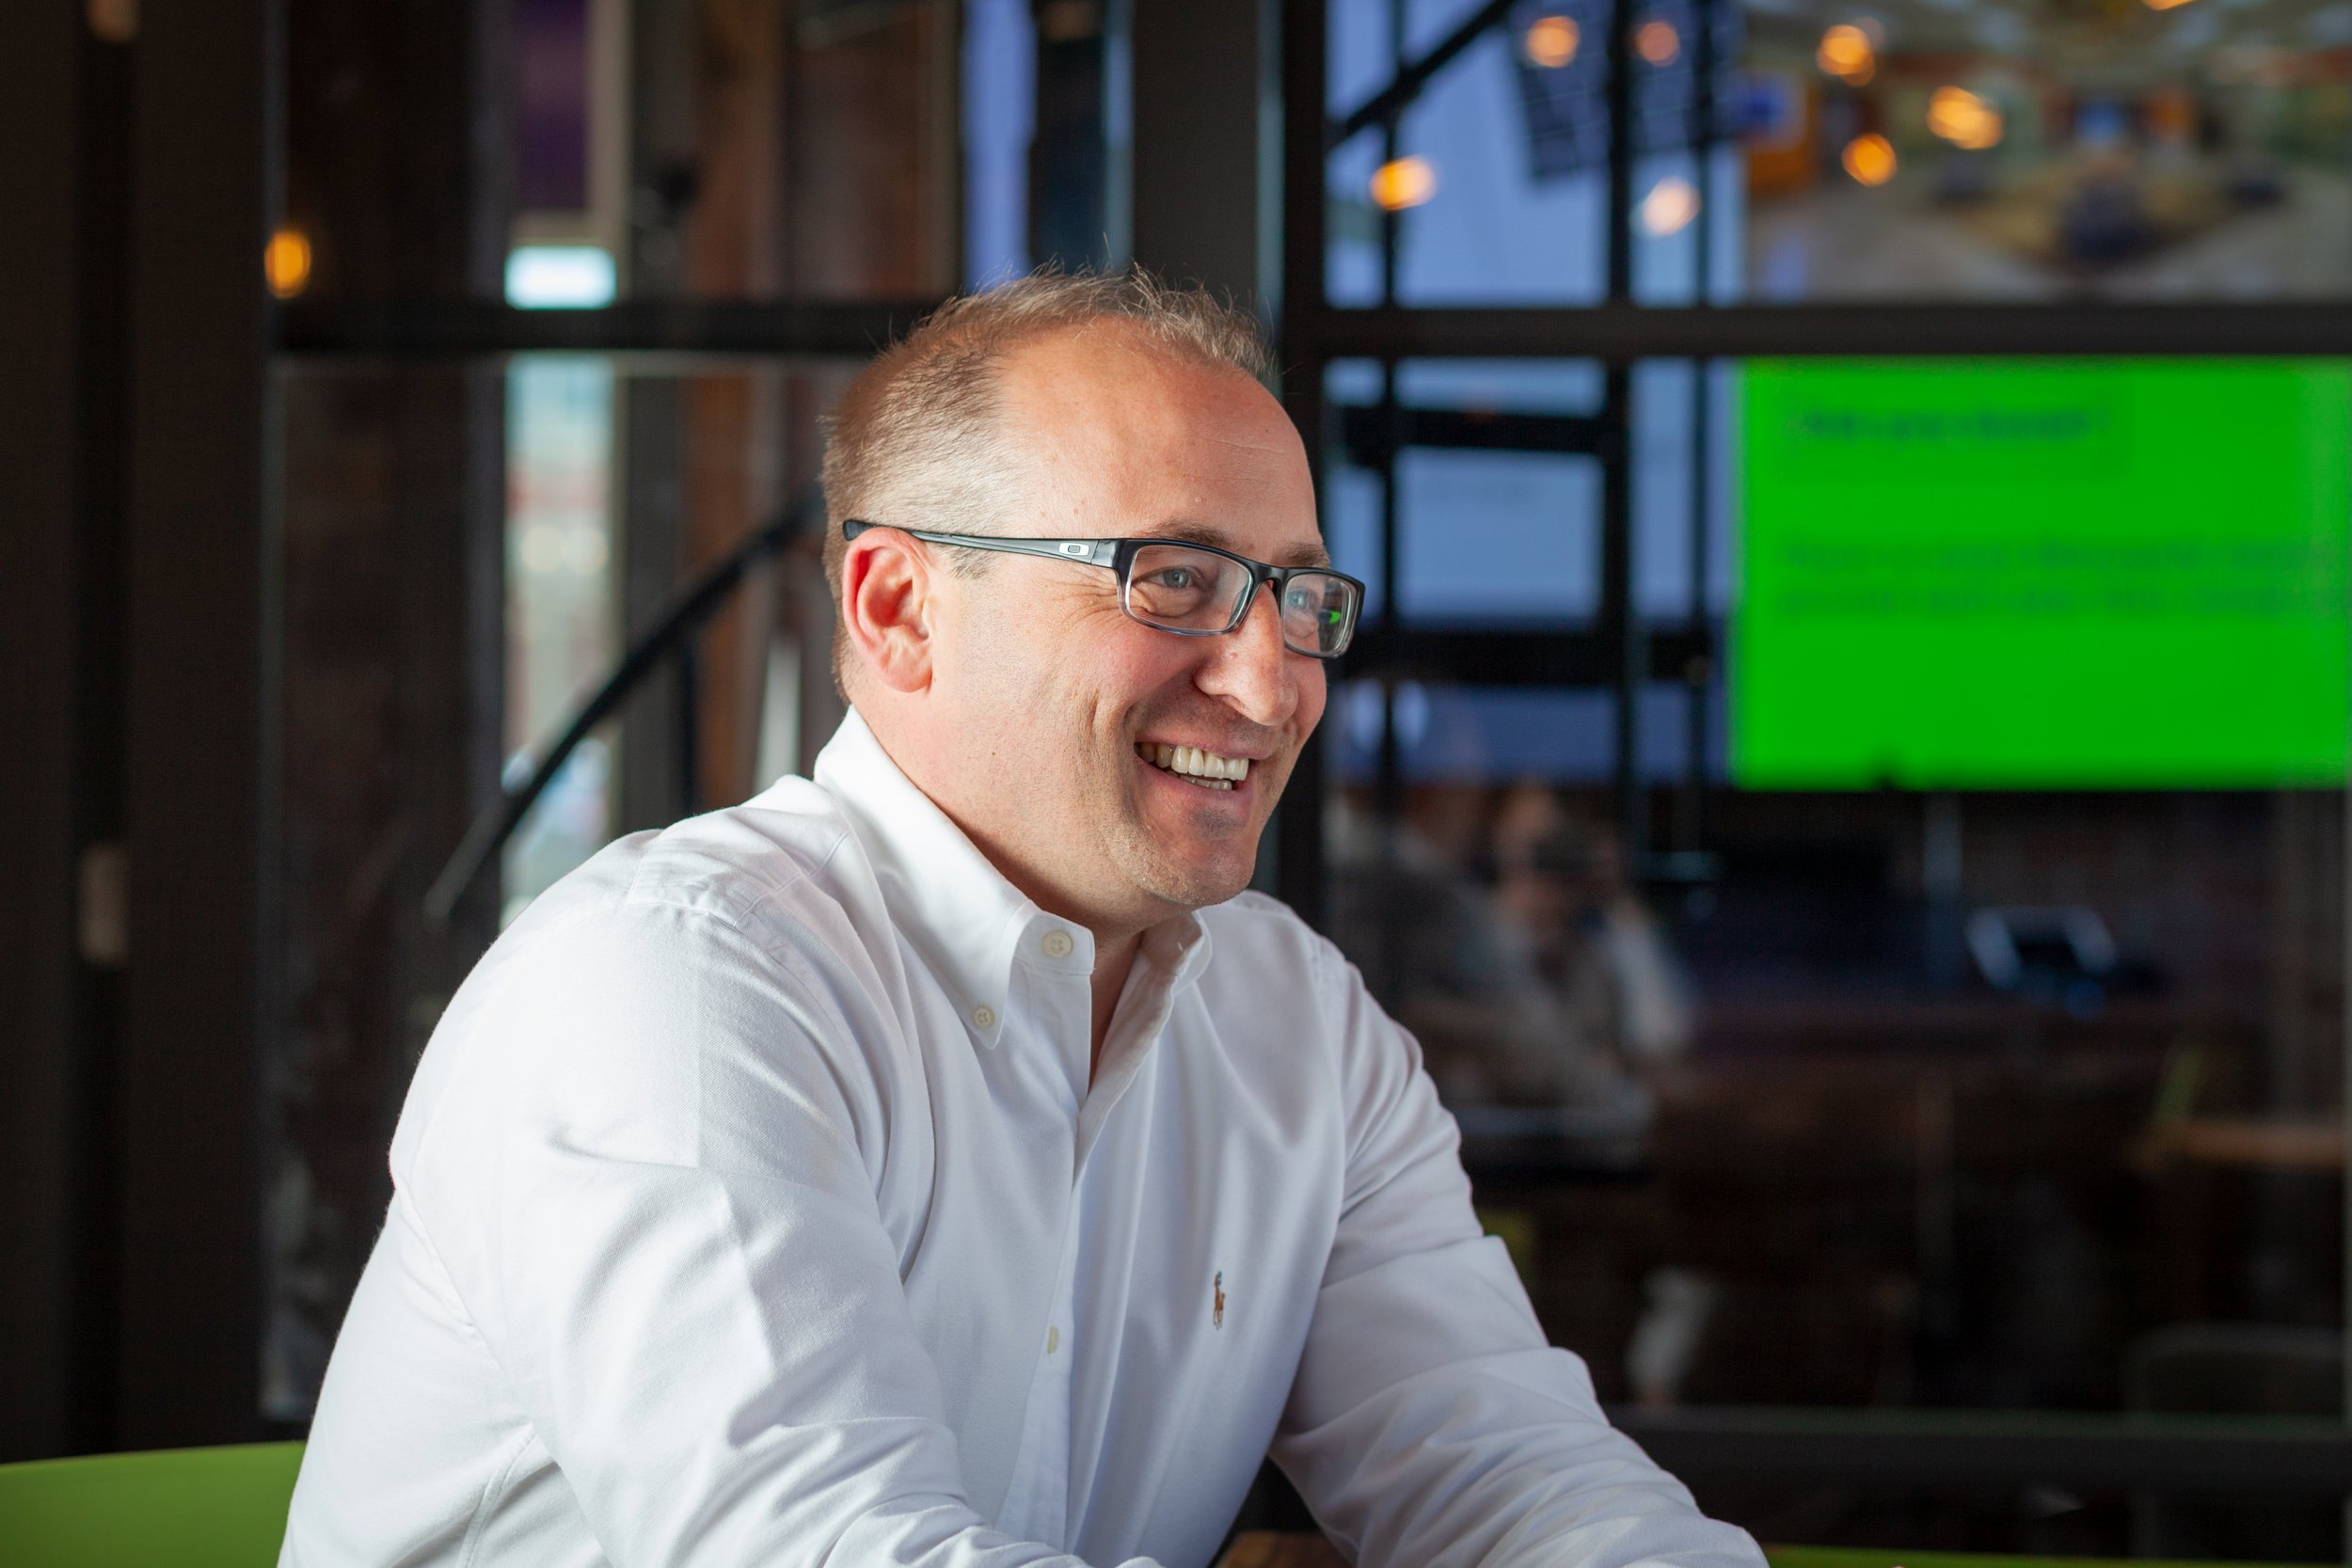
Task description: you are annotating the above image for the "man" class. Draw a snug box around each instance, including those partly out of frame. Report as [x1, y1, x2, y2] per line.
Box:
[284, 273, 1762, 1568]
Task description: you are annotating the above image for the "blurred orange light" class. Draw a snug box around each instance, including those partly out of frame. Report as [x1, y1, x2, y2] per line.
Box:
[2145, 0, 2196, 10]
[1638, 176, 1700, 236]
[264, 226, 312, 300]
[1369, 156, 1438, 212]
[1816, 24, 1874, 81]
[1524, 14, 1579, 69]
[1927, 85, 2003, 150]
[1841, 133, 1897, 185]
[1635, 20, 1680, 64]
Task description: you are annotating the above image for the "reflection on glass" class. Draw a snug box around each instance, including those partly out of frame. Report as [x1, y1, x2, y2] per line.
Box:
[963, 0, 1036, 286]
[1320, 357, 1726, 626]
[502, 357, 618, 922]
[1325, 356, 2351, 1546]
[1326, 0, 2352, 303]
[1746, 2, 2352, 298]
[1405, 450, 1603, 619]
[1327, 684, 1694, 1149]
[1330, 681, 1712, 784]
[1327, 0, 1743, 305]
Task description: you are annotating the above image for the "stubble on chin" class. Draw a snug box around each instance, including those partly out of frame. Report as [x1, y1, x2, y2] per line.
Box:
[1106, 748, 1294, 914]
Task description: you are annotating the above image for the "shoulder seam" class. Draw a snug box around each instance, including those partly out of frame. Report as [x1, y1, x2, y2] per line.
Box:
[617, 820, 859, 943]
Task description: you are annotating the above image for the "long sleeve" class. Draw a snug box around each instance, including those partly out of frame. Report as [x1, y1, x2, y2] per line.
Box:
[1271, 945, 1765, 1568]
[389, 894, 1150, 1568]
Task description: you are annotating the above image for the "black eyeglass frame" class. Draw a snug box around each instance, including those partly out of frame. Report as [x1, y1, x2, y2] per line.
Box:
[840, 519, 1365, 659]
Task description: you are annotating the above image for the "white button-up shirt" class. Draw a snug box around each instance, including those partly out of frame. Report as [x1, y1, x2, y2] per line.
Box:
[284, 710, 1762, 1568]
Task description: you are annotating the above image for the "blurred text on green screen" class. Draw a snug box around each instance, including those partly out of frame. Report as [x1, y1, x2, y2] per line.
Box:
[1735, 358, 2352, 789]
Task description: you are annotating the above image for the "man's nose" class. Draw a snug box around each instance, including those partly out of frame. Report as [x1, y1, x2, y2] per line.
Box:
[1199, 581, 1301, 725]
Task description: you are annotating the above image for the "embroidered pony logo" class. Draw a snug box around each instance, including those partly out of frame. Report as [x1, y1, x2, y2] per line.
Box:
[1213, 1271, 1226, 1329]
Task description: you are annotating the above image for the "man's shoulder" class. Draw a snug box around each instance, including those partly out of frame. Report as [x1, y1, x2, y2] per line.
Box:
[1196, 890, 1348, 1000]
[525, 776, 869, 950]
[395, 781, 898, 1179]
[1191, 891, 1427, 1127]
[432, 777, 895, 1085]
[1200, 887, 1317, 941]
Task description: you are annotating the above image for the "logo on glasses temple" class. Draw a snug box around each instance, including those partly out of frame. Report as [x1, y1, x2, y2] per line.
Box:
[1057, 542, 1090, 557]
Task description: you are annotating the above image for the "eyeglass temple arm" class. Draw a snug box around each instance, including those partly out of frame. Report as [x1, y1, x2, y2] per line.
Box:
[841, 521, 1119, 570]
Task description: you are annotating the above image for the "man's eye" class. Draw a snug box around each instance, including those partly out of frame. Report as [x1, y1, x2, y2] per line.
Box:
[1152, 568, 1199, 591]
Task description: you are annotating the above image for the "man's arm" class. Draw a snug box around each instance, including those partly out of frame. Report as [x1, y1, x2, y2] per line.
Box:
[392, 894, 1150, 1568]
[1271, 944, 1765, 1568]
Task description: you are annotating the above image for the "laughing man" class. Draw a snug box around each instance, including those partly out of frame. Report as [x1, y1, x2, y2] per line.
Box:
[283, 272, 1764, 1568]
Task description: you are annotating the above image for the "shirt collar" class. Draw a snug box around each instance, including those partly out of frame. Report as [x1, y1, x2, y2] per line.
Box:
[812, 708, 1209, 1046]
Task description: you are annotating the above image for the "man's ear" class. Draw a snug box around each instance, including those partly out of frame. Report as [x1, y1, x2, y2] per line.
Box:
[839, 527, 935, 694]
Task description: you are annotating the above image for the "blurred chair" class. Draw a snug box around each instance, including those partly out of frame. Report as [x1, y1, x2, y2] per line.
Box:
[2125, 1323, 2341, 1560]
[0, 1442, 302, 1568]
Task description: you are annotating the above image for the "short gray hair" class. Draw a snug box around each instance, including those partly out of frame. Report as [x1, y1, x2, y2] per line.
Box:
[818, 268, 1277, 689]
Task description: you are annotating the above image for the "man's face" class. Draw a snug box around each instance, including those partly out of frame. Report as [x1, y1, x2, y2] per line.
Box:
[915, 325, 1327, 933]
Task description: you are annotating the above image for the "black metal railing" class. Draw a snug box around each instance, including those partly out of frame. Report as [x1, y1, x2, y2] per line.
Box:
[423, 493, 819, 926]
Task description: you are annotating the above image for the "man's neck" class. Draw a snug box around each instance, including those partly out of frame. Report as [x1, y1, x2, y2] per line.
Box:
[852, 713, 1166, 1081]
[1088, 928, 1144, 1082]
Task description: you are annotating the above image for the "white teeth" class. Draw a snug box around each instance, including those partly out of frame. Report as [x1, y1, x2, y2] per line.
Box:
[1135, 741, 1252, 786]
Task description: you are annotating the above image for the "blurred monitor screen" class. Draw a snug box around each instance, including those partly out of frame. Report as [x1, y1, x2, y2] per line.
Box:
[1742, 6, 2352, 300]
[1733, 359, 2350, 787]
[1329, 3, 2352, 304]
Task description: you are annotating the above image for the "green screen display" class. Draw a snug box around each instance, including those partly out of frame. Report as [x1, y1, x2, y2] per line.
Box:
[1734, 359, 2352, 788]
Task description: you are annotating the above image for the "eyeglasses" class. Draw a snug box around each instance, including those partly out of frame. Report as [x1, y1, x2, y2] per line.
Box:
[841, 520, 1364, 659]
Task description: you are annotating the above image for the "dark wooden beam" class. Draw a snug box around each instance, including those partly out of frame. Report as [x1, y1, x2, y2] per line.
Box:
[1616, 1407, 2352, 1497]
[1273, 0, 1331, 933]
[0, 0, 100, 1463]
[1343, 626, 1711, 689]
[278, 297, 941, 359]
[276, 298, 2352, 363]
[1300, 301, 2352, 361]
[119, 0, 275, 1447]
[1132, 0, 1273, 307]
[1338, 404, 1608, 466]
[267, 0, 514, 1422]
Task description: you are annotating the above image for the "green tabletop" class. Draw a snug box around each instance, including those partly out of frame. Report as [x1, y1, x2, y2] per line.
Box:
[0, 1441, 303, 1568]
[1769, 1549, 2323, 1568]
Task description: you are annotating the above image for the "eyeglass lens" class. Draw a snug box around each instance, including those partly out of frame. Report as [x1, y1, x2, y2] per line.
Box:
[1122, 543, 1359, 657]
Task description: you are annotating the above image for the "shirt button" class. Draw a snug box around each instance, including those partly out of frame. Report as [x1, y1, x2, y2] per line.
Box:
[1045, 1326, 1060, 1354]
[1041, 930, 1073, 959]
[972, 1005, 996, 1030]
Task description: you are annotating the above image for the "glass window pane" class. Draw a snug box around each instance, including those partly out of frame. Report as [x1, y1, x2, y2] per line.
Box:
[1397, 449, 1602, 620]
[1324, 356, 1624, 630]
[502, 356, 619, 922]
[1326, 0, 2352, 303]
[1400, 357, 1608, 413]
[1325, 353, 2352, 1492]
[283, 0, 971, 308]
[269, 359, 844, 1419]
[1746, 5, 2352, 300]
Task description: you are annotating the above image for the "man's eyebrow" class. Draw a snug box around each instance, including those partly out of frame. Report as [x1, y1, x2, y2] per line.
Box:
[1140, 520, 1332, 569]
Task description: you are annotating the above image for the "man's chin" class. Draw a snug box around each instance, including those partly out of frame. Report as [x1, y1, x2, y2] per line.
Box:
[1115, 760, 1285, 911]
[1121, 842, 1261, 916]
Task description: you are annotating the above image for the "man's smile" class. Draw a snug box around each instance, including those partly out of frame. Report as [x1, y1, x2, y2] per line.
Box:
[1134, 740, 1254, 790]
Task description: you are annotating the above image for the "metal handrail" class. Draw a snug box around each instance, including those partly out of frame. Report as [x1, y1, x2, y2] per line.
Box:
[422, 493, 820, 926]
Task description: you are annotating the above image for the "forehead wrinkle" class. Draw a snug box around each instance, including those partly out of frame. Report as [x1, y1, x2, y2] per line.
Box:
[1138, 518, 1331, 568]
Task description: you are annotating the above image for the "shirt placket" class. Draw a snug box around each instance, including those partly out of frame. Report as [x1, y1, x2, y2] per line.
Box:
[1001, 1191, 1085, 1544]
[993, 927, 1094, 1546]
